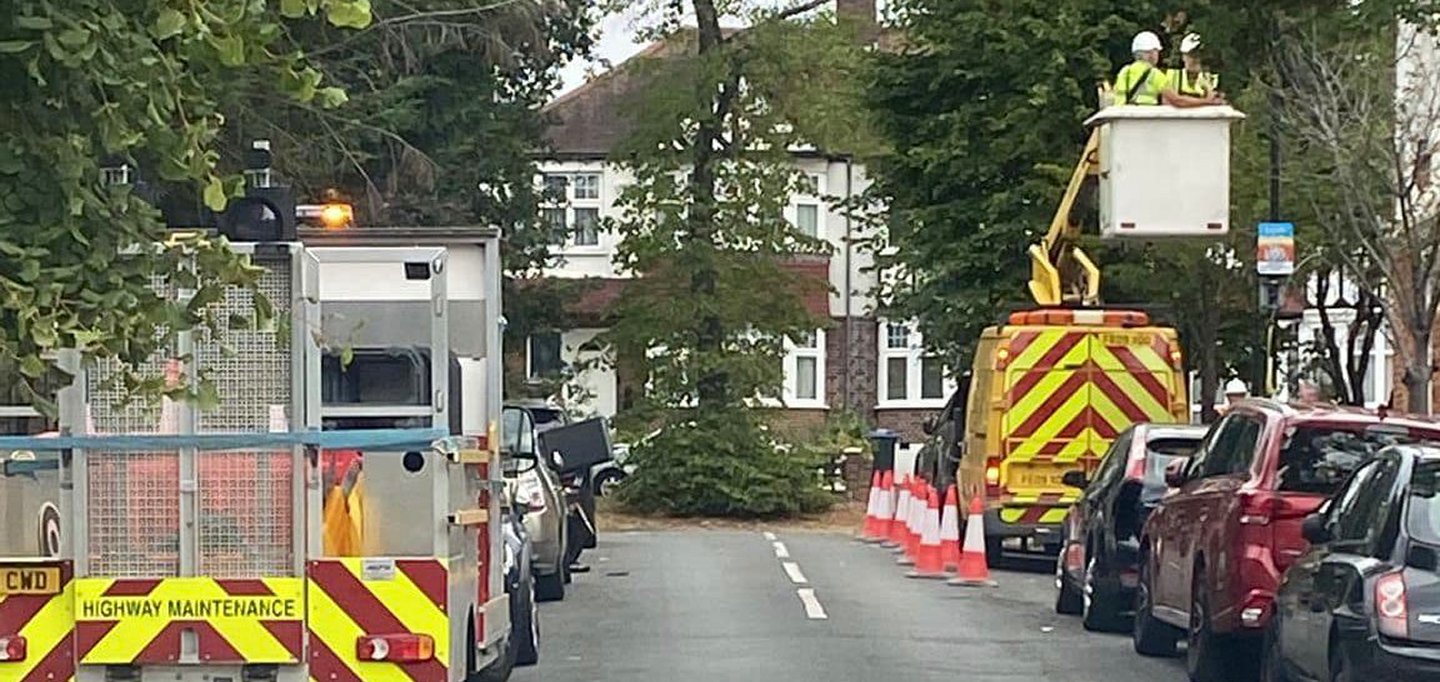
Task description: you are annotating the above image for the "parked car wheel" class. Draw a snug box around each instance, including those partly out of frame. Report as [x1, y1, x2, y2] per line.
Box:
[1328, 646, 1352, 682]
[1186, 566, 1234, 682]
[1053, 550, 1082, 615]
[1082, 555, 1126, 633]
[594, 468, 626, 497]
[512, 573, 539, 666]
[1132, 552, 1180, 657]
[535, 568, 565, 602]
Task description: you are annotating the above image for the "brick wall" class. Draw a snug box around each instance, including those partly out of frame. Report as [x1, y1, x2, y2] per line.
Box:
[827, 316, 877, 415]
[874, 409, 933, 447]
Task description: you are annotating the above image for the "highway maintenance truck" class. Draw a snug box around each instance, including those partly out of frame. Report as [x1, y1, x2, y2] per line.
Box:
[0, 196, 513, 680]
[954, 104, 1245, 559]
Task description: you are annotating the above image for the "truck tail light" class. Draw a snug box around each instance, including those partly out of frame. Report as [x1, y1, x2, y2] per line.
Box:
[0, 636, 27, 662]
[357, 634, 434, 663]
[985, 457, 1001, 492]
[1376, 571, 1409, 639]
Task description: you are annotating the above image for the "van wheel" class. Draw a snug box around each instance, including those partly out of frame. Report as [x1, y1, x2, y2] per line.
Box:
[984, 536, 1003, 568]
[468, 613, 514, 682]
[1133, 553, 1179, 656]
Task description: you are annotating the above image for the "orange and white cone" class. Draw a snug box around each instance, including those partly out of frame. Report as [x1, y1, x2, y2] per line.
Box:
[948, 494, 997, 587]
[885, 474, 912, 550]
[875, 470, 895, 542]
[859, 470, 885, 542]
[897, 480, 925, 566]
[907, 486, 947, 579]
[939, 484, 962, 573]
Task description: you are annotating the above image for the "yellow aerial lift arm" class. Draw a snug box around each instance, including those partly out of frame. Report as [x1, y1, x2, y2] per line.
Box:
[1027, 128, 1102, 307]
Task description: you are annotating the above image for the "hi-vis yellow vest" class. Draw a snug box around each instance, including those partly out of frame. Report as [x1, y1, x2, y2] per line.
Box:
[1166, 68, 1217, 97]
[1113, 61, 1170, 105]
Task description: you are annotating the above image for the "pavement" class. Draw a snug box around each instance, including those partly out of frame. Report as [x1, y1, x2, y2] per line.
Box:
[510, 529, 1187, 682]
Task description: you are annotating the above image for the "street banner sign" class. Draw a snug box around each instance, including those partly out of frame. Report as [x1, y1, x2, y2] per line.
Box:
[1256, 222, 1295, 276]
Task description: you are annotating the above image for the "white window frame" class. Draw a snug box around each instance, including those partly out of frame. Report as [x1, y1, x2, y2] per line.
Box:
[786, 172, 825, 238]
[539, 170, 605, 251]
[782, 328, 826, 408]
[877, 320, 955, 409]
[526, 331, 564, 380]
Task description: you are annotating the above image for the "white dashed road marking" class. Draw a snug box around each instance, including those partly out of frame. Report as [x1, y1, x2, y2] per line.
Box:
[782, 561, 808, 585]
[763, 531, 777, 541]
[773, 541, 790, 559]
[797, 588, 828, 620]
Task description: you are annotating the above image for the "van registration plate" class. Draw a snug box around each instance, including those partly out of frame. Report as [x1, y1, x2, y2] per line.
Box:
[1009, 464, 1070, 490]
[1099, 332, 1152, 347]
[0, 566, 62, 595]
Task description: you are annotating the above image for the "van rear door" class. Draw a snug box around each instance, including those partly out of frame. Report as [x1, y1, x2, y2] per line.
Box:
[1001, 328, 1092, 492]
[1087, 330, 1182, 453]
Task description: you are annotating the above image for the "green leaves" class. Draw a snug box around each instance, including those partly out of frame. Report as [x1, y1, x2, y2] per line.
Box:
[325, 0, 373, 29]
[152, 9, 186, 40]
[202, 176, 228, 211]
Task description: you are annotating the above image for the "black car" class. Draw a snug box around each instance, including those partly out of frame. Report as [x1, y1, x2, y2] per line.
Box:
[1263, 445, 1440, 682]
[1055, 422, 1206, 631]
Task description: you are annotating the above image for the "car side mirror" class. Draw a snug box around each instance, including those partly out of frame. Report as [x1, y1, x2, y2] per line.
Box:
[1163, 457, 1190, 488]
[1301, 513, 1332, 545]
[921, 416, 937, 435]
[1061, 470, 1088, 489]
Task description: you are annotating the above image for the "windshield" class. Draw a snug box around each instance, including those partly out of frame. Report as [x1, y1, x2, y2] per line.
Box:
[1408, 460, 1440, 545]
[1141, 436, 1201, 502]
[1277, 425, 1432, 495]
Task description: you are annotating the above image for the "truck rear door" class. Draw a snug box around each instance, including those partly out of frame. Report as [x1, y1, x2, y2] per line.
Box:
[1087, 329, 1181, 456]
[1001, 327, 1092, 493]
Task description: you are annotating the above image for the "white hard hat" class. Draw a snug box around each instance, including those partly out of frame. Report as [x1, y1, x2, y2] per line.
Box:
[1132, 31, 1163, 53]
[1180, 33, 1202, 54]
[1224, 378, 1249, 396]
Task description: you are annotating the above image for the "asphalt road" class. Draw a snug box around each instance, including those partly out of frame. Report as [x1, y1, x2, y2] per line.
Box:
[510, 529, 1188, 682]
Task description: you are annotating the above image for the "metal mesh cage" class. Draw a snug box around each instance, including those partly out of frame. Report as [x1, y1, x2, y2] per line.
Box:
[87, 452, 180, 577]
[87, 275, 172, 435]
[195, 257, 292, 433]
[198, 450, 294, 576]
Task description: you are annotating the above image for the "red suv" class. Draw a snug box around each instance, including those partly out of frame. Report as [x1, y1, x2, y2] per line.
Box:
[1132, 400, 1440, 682]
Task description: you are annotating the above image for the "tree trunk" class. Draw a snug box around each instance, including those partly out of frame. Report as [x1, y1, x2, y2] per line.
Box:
[689, 0, 730, 407]
[1404, 326, 1432, 413]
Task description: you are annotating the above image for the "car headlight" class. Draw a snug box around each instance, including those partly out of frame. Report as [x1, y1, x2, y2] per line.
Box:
[502, 541, 517, 575]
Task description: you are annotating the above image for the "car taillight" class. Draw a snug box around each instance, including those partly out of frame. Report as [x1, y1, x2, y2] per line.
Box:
[1125, 453, 1145, 481]
[357, 634, 434, 662]
[985, 457, 1001, 490]
[1376, 571, 1408, 639]
[0, 636, 26, 662]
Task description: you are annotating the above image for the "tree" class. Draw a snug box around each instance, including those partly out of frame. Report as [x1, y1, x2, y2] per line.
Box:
[216, 0, 596, 368]
[0, 0, 370, 411]
[602, 0, 872, 517]
[1270, 17, 1440, 411]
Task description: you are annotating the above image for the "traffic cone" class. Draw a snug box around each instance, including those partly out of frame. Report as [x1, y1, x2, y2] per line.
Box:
[897, 479, 925, 566]
[870, 470, 895, 543]
[859, 470, 883, 541]
[907, 486, 947, 579]
[948, 494, 997, 587]
[885, 474, 912, 549]
[940, 484, 962, 573]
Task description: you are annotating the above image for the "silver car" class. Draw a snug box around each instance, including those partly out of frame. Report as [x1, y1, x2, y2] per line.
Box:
[501, 405, 569, 602]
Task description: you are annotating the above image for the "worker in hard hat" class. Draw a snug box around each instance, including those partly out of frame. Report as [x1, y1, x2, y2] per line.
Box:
[1216, 378, 1249, 416]
[1166, 33, 1220, 98]
[1111, 31, 1224, 107]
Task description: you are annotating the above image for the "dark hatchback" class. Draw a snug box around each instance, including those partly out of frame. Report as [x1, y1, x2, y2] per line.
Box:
[1055, 422, 1207, 631]
[1264, 445, 1440, 682]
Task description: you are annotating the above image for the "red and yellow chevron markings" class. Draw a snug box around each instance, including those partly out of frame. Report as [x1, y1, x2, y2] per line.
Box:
[307, 558, 450, 682]
[73, 577, 303, 665]
[0, 561, 74, 682]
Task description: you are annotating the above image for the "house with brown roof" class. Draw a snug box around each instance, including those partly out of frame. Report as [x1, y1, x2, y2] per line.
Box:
[521, 0, 952, 443]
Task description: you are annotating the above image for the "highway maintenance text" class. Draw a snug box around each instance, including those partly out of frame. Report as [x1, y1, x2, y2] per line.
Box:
[79, 597, 300, 620]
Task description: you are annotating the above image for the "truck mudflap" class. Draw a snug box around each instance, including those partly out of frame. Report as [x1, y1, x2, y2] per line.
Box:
[0, 560, 74, 682]
[307, 558, 451, 682]
[74, 576, 305, 665]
